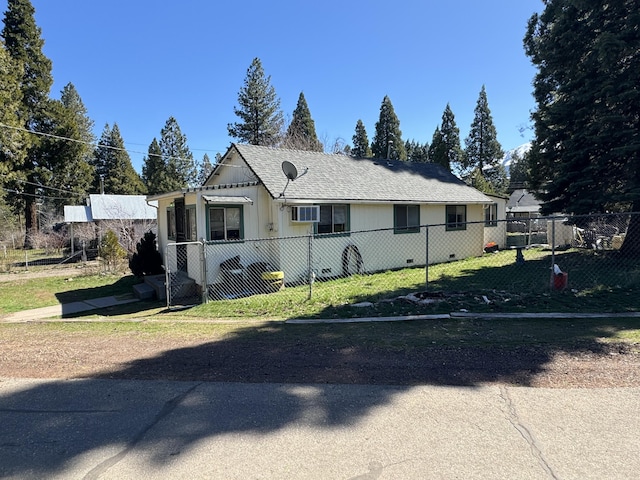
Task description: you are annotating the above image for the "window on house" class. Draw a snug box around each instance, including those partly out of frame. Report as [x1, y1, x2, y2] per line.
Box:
[167, 207, 176, 240]
[394, 204, 420, 233]
[208, 206, 242, 241]
[446, 205, 467, 231]
[185, 206, 196, 240]
[317, 205, 349, 234]
[484, 203, 498, 227]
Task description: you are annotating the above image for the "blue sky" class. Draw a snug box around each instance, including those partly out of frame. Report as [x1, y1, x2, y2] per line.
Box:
[3, 0, 542, 173]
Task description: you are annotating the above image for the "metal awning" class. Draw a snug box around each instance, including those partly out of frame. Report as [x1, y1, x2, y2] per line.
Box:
[202, 195, 253, 205]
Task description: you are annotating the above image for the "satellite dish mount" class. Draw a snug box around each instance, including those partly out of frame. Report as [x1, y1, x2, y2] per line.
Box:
[279, 161, 308, 199]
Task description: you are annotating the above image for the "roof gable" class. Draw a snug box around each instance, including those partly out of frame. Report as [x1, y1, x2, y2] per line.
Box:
[230, 144, 491, 204]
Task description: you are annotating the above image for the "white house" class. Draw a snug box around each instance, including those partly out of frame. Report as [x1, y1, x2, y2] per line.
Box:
[149, 144, 498, 297]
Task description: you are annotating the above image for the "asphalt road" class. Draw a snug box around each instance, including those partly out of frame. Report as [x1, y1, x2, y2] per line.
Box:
[1, 378, 639, 479]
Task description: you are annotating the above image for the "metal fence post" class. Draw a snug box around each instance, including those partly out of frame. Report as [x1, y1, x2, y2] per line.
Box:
[200, 241, 207, 304]
[550, 216, 556, 290]
[425, 224, 429, 290]
[307, 232, 313, 300]
[164, 244, 171, 308]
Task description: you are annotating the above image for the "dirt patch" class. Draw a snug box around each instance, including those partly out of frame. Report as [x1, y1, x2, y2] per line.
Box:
[1, 325, 638, 388]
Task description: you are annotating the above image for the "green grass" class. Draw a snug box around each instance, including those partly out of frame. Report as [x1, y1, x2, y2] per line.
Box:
[2, 315, 638, 353]
[185, 247, 640, 320]
[2, 247, 640, 321]
[1, 250, 639, 357]
[0, 273, 140, 314]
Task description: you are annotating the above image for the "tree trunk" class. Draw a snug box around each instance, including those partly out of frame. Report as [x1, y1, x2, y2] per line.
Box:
[23, 189, 38, 249]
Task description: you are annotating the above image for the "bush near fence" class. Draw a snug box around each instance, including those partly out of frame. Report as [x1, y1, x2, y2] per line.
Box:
[165, 213, 640, 309]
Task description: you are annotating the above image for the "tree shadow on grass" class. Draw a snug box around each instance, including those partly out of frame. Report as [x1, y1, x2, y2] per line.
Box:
[317, 249, 640, 317]
[54, 275, 141, 305]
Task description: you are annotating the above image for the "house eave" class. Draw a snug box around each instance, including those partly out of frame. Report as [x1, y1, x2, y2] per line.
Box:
[147, 181, 260, 202]
[273, 198, 493, 205]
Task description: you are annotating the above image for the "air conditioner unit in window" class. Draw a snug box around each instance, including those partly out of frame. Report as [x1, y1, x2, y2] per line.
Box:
[291, 205, 320, 223]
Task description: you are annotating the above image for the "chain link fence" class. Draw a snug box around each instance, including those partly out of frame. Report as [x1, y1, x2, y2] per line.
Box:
[165, 213, 640, 309]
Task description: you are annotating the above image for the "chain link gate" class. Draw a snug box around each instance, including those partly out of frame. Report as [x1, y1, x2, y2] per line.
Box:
[165, 241, 205, 309]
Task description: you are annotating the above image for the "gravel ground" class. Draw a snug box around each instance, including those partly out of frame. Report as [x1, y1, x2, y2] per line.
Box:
[1, 326, 638, 388]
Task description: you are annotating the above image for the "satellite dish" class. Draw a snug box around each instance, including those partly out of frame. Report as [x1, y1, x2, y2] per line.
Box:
[279, 160, 309, 198]
[282, 161, 298, 181]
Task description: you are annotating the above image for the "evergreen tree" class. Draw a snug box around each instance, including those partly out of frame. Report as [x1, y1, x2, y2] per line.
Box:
[482, 164, 509, 195]
[159, 116, 197, 190]
[405, 139, 429, 162]
[0, 44, 26, 178]
[141, 138, 166, 194]
[429, 105, 462, 172]
[92, 123, 112, 192]
[371, 96, 406, 160]
[524, 0, 640, 222]
[196, 153, 214, 185]
[38, 98, 93, 210]
[508, 150, 528, 190]
[2, 0, 52, 121]
[227, 57, 284, 146]
[351, 119, 372, 158]
[93, 123, 145, 195]
[60, 83, 94, 150]
[0, 42, 29, 225]
[2, 0, 53, 245]
[462, 86, 505, 193]
[129, 230, 163, 277]
[428, 127, 448, 169]
[284, 92, 323, 151]
[57, 83, 95, 203]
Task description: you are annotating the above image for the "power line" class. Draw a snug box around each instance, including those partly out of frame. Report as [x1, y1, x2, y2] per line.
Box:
[0, 122, 236, 167]
[0, 186, 70, 201]
[10, 178, 79, 195]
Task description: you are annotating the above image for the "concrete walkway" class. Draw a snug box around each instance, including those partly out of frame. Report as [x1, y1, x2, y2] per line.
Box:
[2, 295, 140, 322]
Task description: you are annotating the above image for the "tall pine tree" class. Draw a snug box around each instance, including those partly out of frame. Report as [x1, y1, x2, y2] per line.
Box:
[371, 96, 406, 160]
[2, 0, 53, 245]
[463, 86, 505, 193]
[428, 127, 447, 169]
[196, 153, 214, 185]
[525, 1, 640, 211]
[141, 138, 166, 195]
[228, 57, 284, 146]
[430, 104, 462, 172]
[284, 92, 323, 151]
[525, 0, 640, 254]
[57, 82, 95, 204]
[38, 98, 93, 210]
[405, 139, 429, 162]
[159, 116, 197, 190]
[93, 123, 145, 195]
[352, 119, 372, 158]
[0, 44, 26, 179]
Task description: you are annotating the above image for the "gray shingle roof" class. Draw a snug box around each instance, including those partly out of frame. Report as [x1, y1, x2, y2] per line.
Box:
[507, 189, 541, 212]
[233, 144, 492, 204]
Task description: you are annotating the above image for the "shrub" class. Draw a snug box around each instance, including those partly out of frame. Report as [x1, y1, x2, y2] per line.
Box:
[129, 230, 164, 277]
[99, 230, 127, 271]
